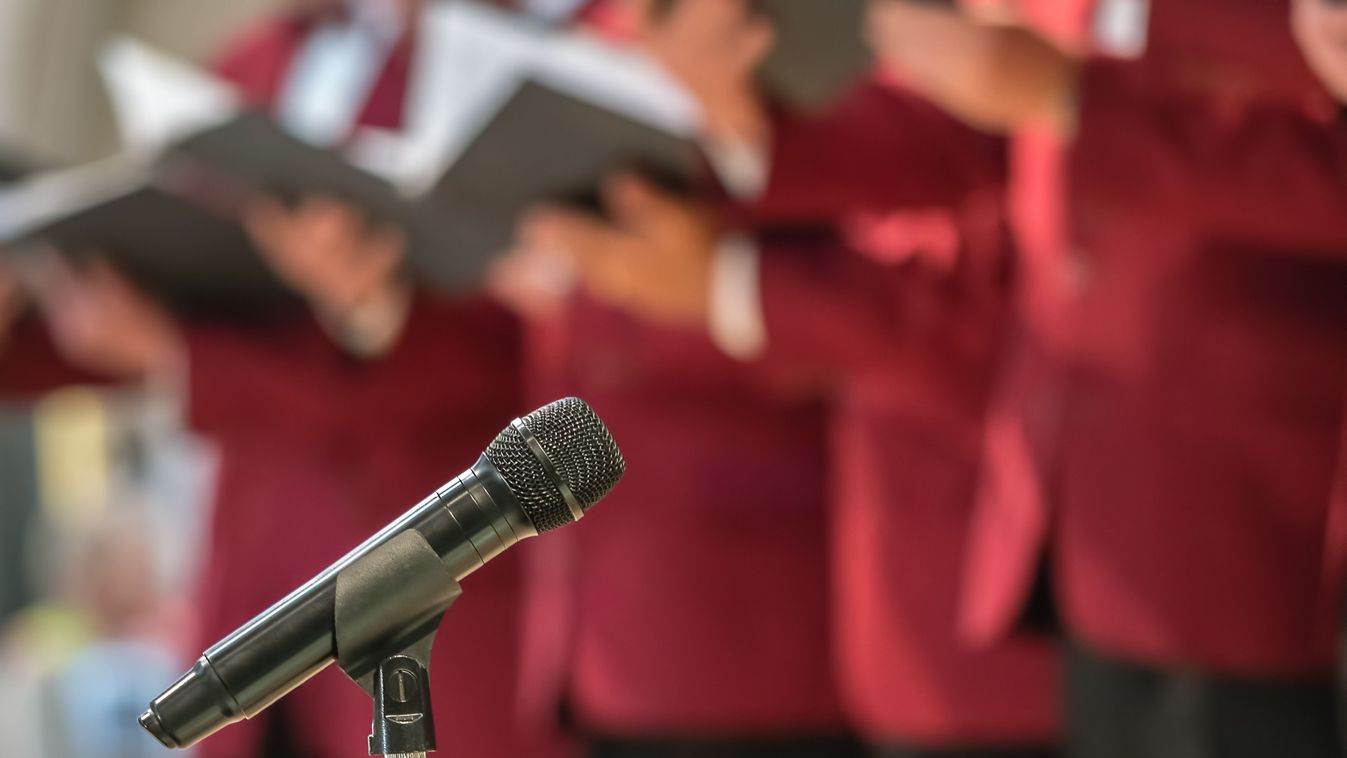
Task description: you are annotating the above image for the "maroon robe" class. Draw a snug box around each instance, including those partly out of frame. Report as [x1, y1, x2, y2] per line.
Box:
[187, 294, 534, 758]
[962, 6, 1347, 679]
[187, 17, 539, 758]
[513, 103, 880, 743]
[520, 300, 847, 737]
[746, 83, 1060, 746]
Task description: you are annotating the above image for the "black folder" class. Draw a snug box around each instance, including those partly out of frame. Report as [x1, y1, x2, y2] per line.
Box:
[0, 156, 299, 316]
[163, 112, 459, 298]
[650, 0, 872, 111]
[755, 0, 872, 111]
[0, 82, 697, 316]
[0, 149, 35, 184]
[419, 79, 699, 275]
[0, 114, 469, 315]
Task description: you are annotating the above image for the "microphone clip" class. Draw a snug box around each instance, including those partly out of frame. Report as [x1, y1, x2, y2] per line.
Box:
[333, 528, 463, 756]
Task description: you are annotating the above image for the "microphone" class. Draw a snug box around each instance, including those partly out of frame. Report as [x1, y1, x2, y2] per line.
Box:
[138, 397, 625, 750]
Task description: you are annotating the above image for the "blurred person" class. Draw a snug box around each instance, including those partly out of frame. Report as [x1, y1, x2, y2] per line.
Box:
[40, 510, 190, 758]
[35, 220, 531, 758]
[497, 1, 1065, 756]
[212, 0, 424, 146]
[492, 2, 856, 757]
[0, 261, 125, 626]
[868, 1, 1347, 756]
[0, 507, 178, 758]
[32, 4, 539, 757]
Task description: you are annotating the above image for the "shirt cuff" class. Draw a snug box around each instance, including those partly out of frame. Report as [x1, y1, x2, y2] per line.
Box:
[707, 234, 767, 361]
[701, 134, 770, 201]
[316, 284, 413, 359]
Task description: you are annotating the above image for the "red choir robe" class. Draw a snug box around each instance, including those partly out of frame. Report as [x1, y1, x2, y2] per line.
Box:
[519, 299, 848, 738]
[187, 294, 532, 758]
[740, 82, 1060, 746]
[512, 107, 887, 747]
[962, 4, 1347, 679]
[511, 10, 864, 742]
[186, 15, 538, 758]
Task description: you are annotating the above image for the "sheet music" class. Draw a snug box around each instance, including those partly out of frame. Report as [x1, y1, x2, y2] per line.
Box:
[397, 0, 701, 192]
[98, 37, 241, 156]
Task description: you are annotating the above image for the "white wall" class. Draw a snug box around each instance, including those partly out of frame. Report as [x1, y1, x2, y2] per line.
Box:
[0, 0, 284, 164]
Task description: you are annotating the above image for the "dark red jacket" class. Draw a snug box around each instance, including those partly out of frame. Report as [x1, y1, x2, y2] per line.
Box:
[519, 303, 846, 737]
[510, 91, 947, 739]
[190, 19, 539, 758]
[746, 83, 1060, 745]
[187, 295, 534, 758]
[963, 42, 1347, 678]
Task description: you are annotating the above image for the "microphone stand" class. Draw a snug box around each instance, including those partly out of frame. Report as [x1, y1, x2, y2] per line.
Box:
[331, 529, 464, 757]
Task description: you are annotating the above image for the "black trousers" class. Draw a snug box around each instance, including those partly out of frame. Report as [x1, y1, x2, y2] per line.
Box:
[1065, 642, 1341, 758]
[876, 746, 1059, 758]
[591, 736, 1058, 758]
[589, 735, 864, 758]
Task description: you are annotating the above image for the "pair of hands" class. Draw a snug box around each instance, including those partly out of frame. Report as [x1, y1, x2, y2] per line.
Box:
[22, 196, 408, 379]
[487, 0, 771, 329]
[1293, 0, 1347, 103]
[490, 175, 721, 330]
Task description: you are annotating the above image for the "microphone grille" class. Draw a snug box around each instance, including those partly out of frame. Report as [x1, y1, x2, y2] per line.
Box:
[485, 398, 626, 533]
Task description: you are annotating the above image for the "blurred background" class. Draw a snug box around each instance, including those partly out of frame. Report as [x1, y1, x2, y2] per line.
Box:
[1, 1, 1346, 757]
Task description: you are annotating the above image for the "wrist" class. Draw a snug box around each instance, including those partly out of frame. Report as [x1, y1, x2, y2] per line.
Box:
[314, 282, 413, 358]
[701, 92, 770, 147]
[706, 233, 767, 359]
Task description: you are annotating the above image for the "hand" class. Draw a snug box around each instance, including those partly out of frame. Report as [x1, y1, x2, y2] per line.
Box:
[627, 0, 774, 144]
[866, 0, 1078, 134]
[485, 243, 578, 321]
[1293, 0, 1347, 104]
[518, 175, 719, 328]
[244, 196, 408, 323]
[28, 254, 182, 380]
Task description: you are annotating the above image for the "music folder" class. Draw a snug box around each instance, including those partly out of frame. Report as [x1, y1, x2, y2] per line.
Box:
[0, 114, 417, 316]
[418, 79, 698, 275]
[0, 152, 295, 316]
[646, 0, 872, 111]
[756, 0, 872, 111]
[0, 16, 700, 318]
[0, 145, 38, 184]
[0, 86, 698, 316]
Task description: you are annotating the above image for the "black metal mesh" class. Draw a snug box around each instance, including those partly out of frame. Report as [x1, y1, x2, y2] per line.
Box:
[484, 398, 626, 533]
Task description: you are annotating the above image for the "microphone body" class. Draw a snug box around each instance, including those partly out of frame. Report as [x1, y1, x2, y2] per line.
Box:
[143, 457, 530, 749]
[139, 398, 625, 750]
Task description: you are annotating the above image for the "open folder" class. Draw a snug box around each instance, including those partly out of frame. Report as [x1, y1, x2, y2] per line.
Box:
[642, 0, 871, 111]
[0, 20, 699, 317]
[756, 0, 871, 111]
[0, 145, 38, 185]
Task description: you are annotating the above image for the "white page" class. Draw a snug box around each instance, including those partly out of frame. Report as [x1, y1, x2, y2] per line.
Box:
[98, 36, 418, 187]
[98, 37, 242, 156]
[397, 0, 701, 192]
[0, 156, 146, 247]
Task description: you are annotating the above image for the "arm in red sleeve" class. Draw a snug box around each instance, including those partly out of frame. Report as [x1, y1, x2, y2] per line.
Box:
[1075, 60, 1347, 260]
[743, 81, 1009, 226]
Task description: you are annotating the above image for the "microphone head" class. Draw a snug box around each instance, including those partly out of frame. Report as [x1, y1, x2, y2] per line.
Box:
[485, 397, 625, 533]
